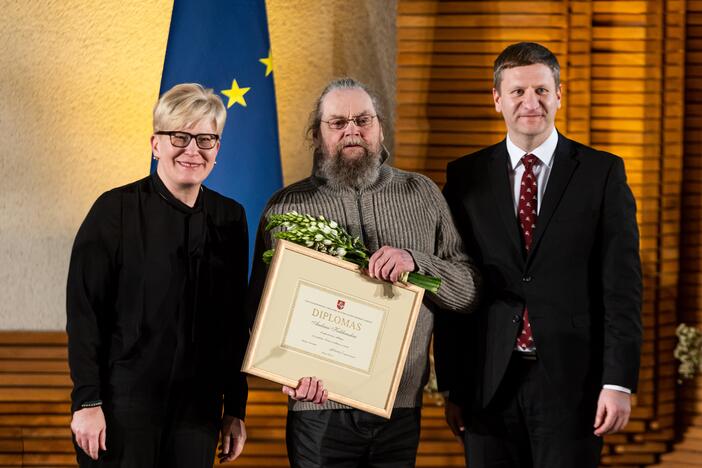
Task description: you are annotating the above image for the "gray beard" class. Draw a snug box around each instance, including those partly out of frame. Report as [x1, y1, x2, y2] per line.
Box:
[312, 140, 382, 190]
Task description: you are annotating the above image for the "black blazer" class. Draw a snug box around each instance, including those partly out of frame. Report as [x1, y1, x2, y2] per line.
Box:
[437, 133, 643, 409]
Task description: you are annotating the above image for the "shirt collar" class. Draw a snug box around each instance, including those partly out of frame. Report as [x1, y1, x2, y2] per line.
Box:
[151, 171, 204, 214]
[506, 127, 558, 170]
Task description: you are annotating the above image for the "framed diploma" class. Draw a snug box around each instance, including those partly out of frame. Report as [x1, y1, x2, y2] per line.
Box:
[242, 239, 424, 418]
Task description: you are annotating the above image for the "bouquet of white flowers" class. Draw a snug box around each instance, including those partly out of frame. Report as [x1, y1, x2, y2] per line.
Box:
[263, 211, 441, 293]
[674, 323, 702, 382]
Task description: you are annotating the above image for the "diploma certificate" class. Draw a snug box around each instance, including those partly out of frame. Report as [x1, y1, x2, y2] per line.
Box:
[242, 240, 424, 418]
[282, 281, 386, 373]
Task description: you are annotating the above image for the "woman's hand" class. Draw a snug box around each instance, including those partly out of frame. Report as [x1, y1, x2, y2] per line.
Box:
[71, 406, 107, 460]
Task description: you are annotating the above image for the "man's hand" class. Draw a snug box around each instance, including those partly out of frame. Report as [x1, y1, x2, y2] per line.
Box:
[594, 388, 631, 436]
[71, 406, 107, 460]
[282, 376, 328, 405]
[368, 246, 416, 283]
[444, 400, 465, 445]
[218, 415, 246, 463]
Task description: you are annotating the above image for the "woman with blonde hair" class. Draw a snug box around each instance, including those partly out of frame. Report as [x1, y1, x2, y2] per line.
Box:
[67, 83, 249, 467]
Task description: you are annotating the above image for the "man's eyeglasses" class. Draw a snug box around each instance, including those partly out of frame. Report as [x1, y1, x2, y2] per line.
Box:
[321, 115, 377, 130]
[155, 131, 219, 149]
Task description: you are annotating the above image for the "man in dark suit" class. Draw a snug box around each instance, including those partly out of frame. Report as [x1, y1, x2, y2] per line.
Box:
[438, 42, 643, 467]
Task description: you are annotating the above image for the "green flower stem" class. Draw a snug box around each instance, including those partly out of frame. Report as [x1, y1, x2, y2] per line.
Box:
[406, 272, 441, 294]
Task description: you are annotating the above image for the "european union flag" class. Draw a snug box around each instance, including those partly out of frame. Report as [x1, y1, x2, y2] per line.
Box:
[153, 0, 282, 265]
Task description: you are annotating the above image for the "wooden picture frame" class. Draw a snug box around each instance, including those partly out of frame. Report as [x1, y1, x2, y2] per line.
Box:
[242, 239, 424, 418]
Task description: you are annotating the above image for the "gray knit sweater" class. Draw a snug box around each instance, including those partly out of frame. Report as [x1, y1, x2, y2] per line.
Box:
[248, 164, 479, 411]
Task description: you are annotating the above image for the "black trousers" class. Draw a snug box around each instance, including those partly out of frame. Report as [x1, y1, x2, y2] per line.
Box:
[286, 408, 421, 468]
[464, 354, 602, 468]
[74, 405, 219, 468]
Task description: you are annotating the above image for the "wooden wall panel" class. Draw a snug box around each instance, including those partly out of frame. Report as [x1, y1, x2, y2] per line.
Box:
[654, 0, 702, 466]
[0, 332, 465, 467]
[590, 2, 679, 465]
[395, 0, 569, 184]
[0, 332, 295, 467]
[396, 1, 689, 466]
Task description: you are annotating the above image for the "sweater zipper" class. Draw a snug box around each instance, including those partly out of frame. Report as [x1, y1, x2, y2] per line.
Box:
[356, 191, 367, 245]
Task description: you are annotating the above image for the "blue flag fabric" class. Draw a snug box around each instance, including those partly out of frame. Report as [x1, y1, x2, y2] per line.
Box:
[153, 0, 283, 265]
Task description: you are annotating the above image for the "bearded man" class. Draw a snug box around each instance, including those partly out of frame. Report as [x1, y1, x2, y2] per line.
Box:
[247, 78, 480, 468]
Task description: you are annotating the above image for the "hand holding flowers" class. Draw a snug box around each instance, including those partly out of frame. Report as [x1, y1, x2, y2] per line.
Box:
[263, 211, 441, 293]
[368, 246, 416, 283]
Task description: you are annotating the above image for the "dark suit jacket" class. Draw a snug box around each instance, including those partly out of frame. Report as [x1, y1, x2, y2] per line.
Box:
[437, 133, 643, 410]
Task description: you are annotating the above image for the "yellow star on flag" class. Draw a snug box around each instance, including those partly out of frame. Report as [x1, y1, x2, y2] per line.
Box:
[259, 50, 273, 77]
[221, 80, 251, 108]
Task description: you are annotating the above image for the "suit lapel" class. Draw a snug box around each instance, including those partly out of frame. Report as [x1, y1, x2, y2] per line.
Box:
[528, 134, 579, 263]
[489, 142, 523, 258]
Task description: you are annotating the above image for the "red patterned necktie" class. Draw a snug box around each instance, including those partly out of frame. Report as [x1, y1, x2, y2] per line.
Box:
[516, 154, 538, 351]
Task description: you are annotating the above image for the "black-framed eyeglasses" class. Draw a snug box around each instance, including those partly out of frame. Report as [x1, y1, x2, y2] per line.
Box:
[155, 131, 220, 149]
[321, 115, 377, 130]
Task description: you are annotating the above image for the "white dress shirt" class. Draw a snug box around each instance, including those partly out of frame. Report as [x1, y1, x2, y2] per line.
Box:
[506, 128, 557, 216]
[505, 128, 631, 395]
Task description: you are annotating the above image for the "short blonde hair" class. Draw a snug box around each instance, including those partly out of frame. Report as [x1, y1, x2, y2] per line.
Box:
[153, 83, 227, 134]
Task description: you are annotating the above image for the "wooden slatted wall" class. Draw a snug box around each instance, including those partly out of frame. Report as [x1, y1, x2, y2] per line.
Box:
[566, 0, 593, 144]
[396, 1, 569, 184]
[590, 1, 683, 464]
[679, 0, 702, 454]
[0, 332, 294, 467]
[654, 1, 702, 466]
[0, 332, 465, 467]
[395, 1, 687, 466]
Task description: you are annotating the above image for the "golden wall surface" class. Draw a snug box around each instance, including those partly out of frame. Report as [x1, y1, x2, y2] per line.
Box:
[0, 0, 397, 329]
[0, 1, 172, 329]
